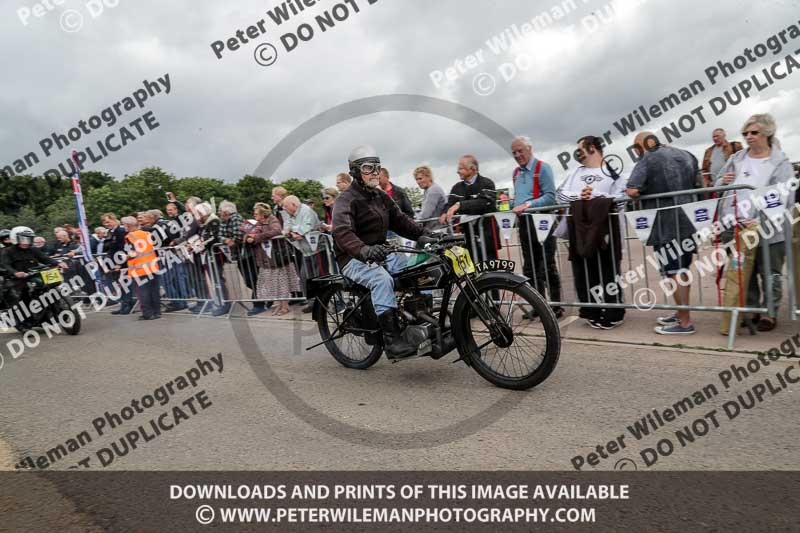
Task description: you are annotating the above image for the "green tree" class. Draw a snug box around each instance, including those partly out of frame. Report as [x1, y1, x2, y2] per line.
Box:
[404, 186, 423, 209]
[234, 175, 275, 215]
[172, 176, 238, 207]
[81, 168, 177, 224]
[281, 178, 326, 218]
[0, 206, 49, 234]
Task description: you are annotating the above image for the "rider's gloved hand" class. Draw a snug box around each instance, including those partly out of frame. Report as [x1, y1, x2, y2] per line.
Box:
[360, 244, 388, 263]
[416, 233, 440, 249]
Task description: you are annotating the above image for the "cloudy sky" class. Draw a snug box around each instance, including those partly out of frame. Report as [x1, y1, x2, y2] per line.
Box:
[2, 0, 800, 193]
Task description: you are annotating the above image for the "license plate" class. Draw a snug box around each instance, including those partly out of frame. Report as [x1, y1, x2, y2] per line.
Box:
[40, 269, 63, 285]
[475, 260, 516, 273]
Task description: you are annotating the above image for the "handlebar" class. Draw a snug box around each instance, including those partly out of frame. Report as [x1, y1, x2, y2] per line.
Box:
[384, 234, 466, 255]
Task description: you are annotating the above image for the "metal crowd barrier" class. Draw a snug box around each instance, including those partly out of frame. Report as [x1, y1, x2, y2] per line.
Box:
[155, 245, 217, 312]
[63, 245, 217, 313]
[416, 184, 794, 349]
[206, 232, 339, 317]
[54, 184, 800, 350]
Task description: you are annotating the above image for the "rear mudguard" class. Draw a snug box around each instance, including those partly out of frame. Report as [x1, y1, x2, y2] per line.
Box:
[308, 275, 344, 321]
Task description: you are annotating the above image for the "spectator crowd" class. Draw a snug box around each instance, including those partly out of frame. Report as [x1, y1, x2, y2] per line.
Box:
[2, 112, 799, 339]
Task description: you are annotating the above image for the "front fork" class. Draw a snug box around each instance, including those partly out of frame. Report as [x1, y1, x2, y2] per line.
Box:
[456, 275, 514, 347]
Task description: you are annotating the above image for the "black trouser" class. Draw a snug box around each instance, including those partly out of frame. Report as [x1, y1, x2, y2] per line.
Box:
[465, 224, 499, 264]
[136, 276, 160, 318]
[571, 246, 625, 322]
[108, 270, 136, 308]
[519, 218, 562, 304]
[3, 280, 33, 326]
[297, 250, 323, 297]
[187, 256, 209, 300]
[206, 252, 228, 306]
[237, 251, 264, 306]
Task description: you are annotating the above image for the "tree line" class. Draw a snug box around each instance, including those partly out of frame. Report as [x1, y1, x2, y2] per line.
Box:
[0, 168, 328, 238]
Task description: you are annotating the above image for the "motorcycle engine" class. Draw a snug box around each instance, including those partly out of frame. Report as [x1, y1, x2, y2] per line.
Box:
[402, 294, 433, 321]
[403, 324, 434, 356]
[400, 294, 435, 355]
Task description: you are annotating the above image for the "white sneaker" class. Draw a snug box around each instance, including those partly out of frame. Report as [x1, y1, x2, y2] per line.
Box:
[654, 324, 696, 335]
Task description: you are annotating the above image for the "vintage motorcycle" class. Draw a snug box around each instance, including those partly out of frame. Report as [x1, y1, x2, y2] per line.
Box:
[0, 264, 81, 335]
[308, 234, 560, 390]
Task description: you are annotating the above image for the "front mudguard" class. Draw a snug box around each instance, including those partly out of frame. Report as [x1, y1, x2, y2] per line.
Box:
[452, 271, 531, 317]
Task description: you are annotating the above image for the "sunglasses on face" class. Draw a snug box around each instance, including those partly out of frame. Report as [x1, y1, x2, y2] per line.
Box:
[322, 196, 333, 200]
[742, 130, 761, 137]
[359, 163, 381, 175]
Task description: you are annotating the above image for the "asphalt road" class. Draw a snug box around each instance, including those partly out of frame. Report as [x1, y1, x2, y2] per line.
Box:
[0, 309, 797, 472]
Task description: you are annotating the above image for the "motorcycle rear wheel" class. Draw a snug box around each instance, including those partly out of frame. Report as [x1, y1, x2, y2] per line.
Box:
[316, 286, 382, 369]
[55, 295, 81, 335]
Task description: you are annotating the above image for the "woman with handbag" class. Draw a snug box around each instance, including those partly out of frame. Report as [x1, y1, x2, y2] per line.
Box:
[247, 203, 301, 316]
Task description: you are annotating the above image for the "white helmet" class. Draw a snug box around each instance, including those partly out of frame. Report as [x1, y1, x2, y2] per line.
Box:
[10, 226, 35, 245]
[348, 145, 380, 167]
[347, 145, 381, 187]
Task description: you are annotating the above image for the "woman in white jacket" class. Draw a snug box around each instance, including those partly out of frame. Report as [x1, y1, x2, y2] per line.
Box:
[716, 113, 795, 332]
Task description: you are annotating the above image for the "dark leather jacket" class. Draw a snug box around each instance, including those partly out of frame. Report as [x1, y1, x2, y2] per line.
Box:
[332, 179, 424, 269]
[1, 246, 58, 275]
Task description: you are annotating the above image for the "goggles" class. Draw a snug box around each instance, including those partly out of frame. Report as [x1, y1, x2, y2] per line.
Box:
[359, 162, 381, 176]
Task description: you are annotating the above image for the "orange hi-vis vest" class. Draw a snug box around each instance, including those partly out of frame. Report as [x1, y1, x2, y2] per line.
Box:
[126, 230, 160, 278]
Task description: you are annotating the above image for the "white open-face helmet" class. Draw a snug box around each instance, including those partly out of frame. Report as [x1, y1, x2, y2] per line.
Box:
[347, 145, 381, 185]
[10, 226, 35, 245]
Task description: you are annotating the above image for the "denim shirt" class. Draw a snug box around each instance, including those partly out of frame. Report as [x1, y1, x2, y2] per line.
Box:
[511, 158, 556, 209]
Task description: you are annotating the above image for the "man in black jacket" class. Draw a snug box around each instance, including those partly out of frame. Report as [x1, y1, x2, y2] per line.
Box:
[1, 226, 67, 324]
[439, 155, 500, 262]
[378, 167, 415, 218]
[332, 145, 426, 359]
[101, 212, 134, 313]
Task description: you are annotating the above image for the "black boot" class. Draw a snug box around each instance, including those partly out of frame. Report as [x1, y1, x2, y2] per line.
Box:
[378, 310, 416, 359]
[111, 304, 132, 315]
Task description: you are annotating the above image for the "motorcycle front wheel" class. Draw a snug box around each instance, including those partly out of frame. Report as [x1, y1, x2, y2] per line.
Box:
[453, 279, 560, 390]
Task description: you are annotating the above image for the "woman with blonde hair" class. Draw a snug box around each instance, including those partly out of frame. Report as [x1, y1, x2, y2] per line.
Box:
[320, 187, 338, 233]
[246, 202, 301, 316]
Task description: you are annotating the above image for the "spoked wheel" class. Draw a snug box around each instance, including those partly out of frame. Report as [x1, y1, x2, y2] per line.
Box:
[454, 279, 560, 390]
[316, 285, 382, 369]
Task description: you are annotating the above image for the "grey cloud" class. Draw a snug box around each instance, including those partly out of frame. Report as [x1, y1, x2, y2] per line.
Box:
[1, 0, 798, 192]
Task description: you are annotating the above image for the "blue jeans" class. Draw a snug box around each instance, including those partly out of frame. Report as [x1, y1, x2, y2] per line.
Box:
[384, 232, 409, 274]
[342, 258, 396, 316]
[385, 252, 408, 274]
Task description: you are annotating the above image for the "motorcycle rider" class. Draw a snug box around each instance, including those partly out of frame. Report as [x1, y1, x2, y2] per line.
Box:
[0, 229, 11, 248]
[0, 226, 67, 319]
[332, 145, 427, 359]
